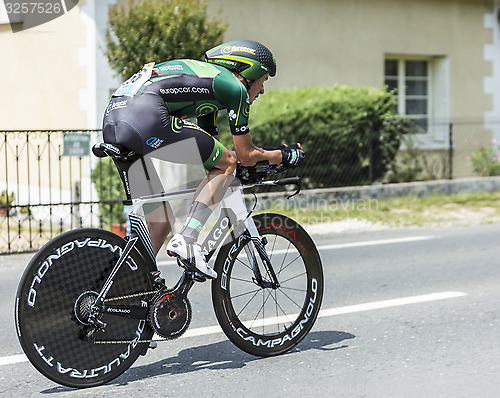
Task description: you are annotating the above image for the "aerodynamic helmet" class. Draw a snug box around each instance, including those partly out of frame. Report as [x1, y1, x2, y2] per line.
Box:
[205, 40, 276, 81]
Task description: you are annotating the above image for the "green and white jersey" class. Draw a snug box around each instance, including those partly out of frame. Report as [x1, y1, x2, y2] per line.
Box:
[140, 59, 251, 136]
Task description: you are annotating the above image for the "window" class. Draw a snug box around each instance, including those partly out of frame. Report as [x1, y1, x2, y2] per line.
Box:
[385, 58, 429, 131]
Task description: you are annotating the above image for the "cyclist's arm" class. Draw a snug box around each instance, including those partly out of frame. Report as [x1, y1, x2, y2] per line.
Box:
[233, 133, 282, 166]
[213, 72, 281, 165]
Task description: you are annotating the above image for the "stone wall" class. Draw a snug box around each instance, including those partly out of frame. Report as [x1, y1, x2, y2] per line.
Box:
[249, 176, 500, 211]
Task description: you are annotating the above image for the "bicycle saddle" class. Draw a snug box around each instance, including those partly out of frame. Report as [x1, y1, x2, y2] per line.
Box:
[92, 142, 138, 161]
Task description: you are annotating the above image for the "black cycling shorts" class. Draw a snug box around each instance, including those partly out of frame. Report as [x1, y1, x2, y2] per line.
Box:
[102, 93, 223, 170]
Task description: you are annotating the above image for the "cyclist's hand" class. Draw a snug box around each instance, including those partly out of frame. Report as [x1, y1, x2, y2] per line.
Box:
[281, 143, 304, 167]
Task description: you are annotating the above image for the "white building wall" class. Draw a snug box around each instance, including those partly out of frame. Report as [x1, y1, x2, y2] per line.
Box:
[484, 2, 500, 141]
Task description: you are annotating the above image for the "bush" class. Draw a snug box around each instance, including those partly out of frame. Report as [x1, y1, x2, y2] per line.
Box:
[246, 85, 410, 187]
[0, 190, 15, 216]
[105, 0, 227, 80]
[469, 140, 500, 176]
[91, 158, 127, 226]
[385, 133, 424, 183]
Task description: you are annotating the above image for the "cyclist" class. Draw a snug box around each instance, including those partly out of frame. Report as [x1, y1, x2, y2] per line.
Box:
[102, 40, 304, 279]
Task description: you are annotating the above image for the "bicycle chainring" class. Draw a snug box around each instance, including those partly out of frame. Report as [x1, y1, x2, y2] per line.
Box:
[150, 289, 191, 339]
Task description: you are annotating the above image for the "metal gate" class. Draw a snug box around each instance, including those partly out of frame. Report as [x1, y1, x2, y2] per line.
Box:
[0, 130, 125, 254]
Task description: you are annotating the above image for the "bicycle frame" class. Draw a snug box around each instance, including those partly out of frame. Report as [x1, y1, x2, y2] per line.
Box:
[88, 178, 281, 328]
[16, 145, 319, 388]
[83, 146, 305, 331]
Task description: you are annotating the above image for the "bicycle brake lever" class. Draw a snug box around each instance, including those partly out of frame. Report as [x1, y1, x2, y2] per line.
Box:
[272, 177, 301, 199]
[287, 178, 301, 199]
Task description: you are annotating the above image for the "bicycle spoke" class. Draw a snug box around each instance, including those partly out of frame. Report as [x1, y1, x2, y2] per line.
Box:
[235, 289, 261, 318]
[277, 287, 304, 310]
[241, 236, 308, 333]
[268, 289, 297, 326]
[274, 290, 280, 331]
[279, 271, 307, 285]
[230, 287, 261, 300]
[268, 234, 278, 262]
[276, 241, 292, 275]
[235, 257, 253, 272]
[278, 286, 307, 293]
[248, 288, 274, 330]
[277, 253, 302, 276]
[230, 276, 257, 285]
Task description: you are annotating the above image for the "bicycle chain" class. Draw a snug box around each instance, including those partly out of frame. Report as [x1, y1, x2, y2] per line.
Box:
[92, 290, 174, 345]
[103, 290, 157, 302]
[93, 337, 171, 344]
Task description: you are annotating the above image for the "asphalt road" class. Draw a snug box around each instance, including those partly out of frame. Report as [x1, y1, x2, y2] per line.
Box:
[0, 223, 499, 397]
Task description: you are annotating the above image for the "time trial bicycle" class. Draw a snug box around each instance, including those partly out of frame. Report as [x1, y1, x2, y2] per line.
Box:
[15, 142, 324, 388]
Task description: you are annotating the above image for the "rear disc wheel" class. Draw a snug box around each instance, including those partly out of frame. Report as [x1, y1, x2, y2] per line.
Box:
[15, 228, 154, 388]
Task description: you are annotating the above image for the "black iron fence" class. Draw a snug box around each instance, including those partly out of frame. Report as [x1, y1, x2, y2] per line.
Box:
[1, 122, 499, 253]
[0, 130, 128, 254]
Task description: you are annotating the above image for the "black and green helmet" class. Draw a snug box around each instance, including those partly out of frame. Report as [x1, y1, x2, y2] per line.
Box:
[205, 40, 276, 81]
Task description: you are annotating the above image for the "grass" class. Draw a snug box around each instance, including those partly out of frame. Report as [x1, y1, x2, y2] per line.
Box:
[263, 191, 500, 228]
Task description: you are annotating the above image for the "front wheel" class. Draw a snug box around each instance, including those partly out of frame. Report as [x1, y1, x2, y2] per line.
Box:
[212, 213, 324, 357]
[15, 229, 154, 388]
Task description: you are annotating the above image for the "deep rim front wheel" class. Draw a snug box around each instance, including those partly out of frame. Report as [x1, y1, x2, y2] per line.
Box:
[212, 213, 324, 357]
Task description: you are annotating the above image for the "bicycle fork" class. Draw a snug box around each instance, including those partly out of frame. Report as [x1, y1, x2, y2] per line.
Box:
[245, 222, 281, 290]
[219, 185, 281, 289]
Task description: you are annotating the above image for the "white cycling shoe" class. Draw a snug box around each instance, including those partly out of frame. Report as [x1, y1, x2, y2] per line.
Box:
[166, 234, 217, 279]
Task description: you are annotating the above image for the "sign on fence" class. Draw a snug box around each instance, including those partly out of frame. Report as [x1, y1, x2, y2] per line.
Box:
[63, 133, 90, 157]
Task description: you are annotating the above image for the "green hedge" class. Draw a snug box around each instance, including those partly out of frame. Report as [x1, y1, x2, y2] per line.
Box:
[242, 85, 410, 187]
[91, 158, 127, 226]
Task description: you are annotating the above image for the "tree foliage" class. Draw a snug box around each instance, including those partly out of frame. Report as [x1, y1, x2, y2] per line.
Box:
[105, 0, 228, 79]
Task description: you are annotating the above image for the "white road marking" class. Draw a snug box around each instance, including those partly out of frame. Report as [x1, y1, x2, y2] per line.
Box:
[1, 289, 465, 367]
[0, 354, 28, 366]
[317, 291, 467, 318]
[313, 235, 434, 251]
[157, 235, 435, 266]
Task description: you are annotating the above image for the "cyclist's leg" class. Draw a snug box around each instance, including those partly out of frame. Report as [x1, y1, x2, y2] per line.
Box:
[103, 95, 178, 256]
[120, 155, 175, 256]
[174, 123, 236, 244]
[194, 148, 236, 207]
[145, 201, 175, 255]
[104, 94, 235, 253]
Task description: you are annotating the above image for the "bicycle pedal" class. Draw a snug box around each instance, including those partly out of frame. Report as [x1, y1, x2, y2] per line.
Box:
[175, 258, 189, 269]
[190, 271, 206, 283]
[174, 259, 209, 282]
[171, 255, 194, 272]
